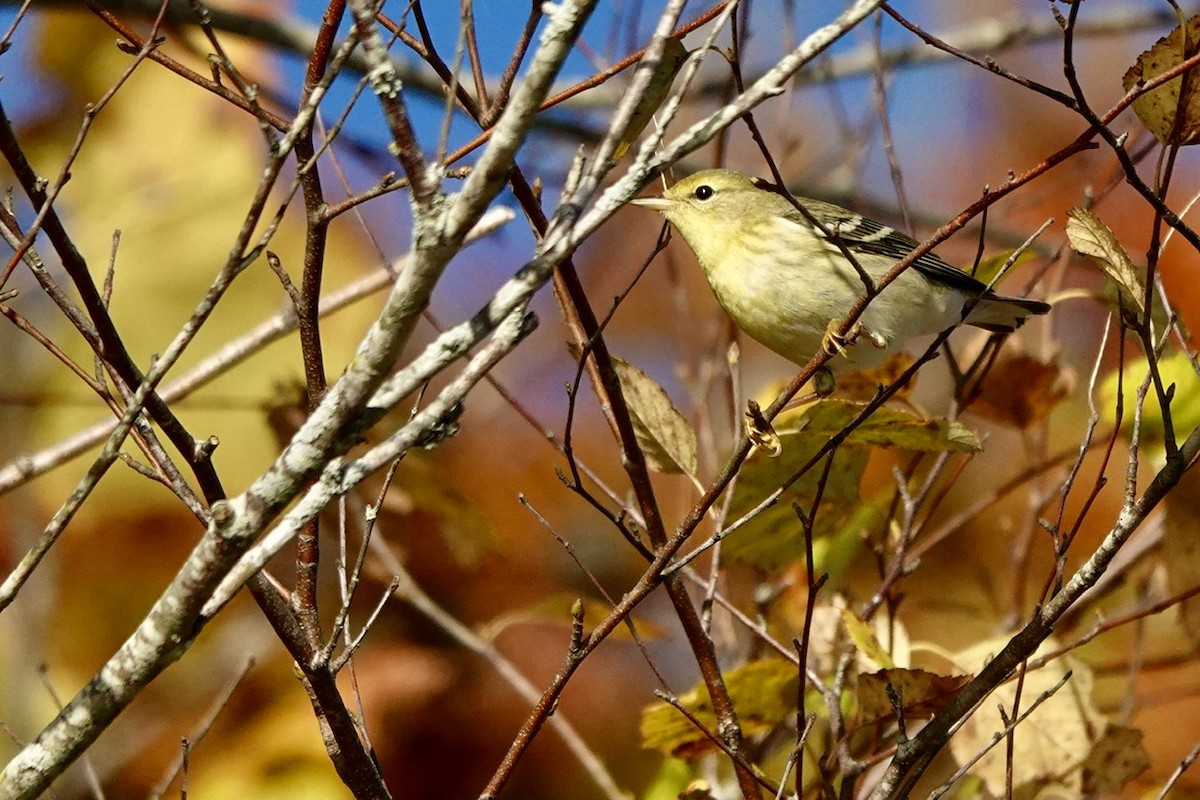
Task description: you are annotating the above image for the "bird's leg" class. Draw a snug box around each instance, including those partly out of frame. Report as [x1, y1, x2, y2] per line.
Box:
[814, 366, 836, 396]
[779, 367, 837, 413]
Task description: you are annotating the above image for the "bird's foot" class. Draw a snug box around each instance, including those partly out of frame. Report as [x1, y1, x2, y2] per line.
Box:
[814, 366, 836, 397]
[744, 400, 781, 456]
[779, 368, 837, 413]
[822, 320, 886, 357]
[823, 320, 862, 356]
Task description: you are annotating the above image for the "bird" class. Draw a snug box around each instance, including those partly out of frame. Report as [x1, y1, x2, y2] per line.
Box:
[632, 169, 1050, 372]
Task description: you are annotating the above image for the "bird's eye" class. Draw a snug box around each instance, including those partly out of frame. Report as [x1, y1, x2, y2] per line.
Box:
[693, 185, 714, 200]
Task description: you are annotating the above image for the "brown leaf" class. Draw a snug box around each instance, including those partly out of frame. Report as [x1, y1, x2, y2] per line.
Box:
[826, 352, 917, 404]
[857, 668, 970, 723]
[971, 353, 1073, 428]
[613, 37, 689, 158]
[1081, 724, 1150, 795]
[1123, 15, 1200, 145]
[610, 356, 699, 477]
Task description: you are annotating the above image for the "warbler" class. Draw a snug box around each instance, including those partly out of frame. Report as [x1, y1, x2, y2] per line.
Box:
[633, 169, 1050, 370]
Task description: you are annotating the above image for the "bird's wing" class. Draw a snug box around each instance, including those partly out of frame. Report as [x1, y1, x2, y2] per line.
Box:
[786, 198, 992, 296]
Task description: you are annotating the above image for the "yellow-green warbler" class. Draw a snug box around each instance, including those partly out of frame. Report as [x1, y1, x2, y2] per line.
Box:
[633, 169, 1050, 370]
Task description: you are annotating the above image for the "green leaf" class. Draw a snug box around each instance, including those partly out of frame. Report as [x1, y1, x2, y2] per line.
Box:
[722, 434, 869, 569]
[970, 248, 1035, 287]
[640, 659, 797, 758]
[815, 498, 886, 582]
[610, 356, 698, 477]
[1122, 15, 1200, 145]
[1098, 352, 1200, 463]
[722, 400, 979, 570]
[1065, 208, 1145, 315]
[640, 757, 696, 800]
[796, 400, 981, 453]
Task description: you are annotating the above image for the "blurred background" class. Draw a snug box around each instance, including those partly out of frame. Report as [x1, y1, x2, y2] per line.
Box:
[0, 1, 1198, 797]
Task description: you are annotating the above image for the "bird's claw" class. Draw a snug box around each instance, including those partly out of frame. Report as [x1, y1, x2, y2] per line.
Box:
[822, 320, 886, 357]
[744, 400, 781, 456]
[822, 320, 862, 357]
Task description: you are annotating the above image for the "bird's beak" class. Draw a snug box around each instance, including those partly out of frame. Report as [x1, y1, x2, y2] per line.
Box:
[630, 196, 676, 212]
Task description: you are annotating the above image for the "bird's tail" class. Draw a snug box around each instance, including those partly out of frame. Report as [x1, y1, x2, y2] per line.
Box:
[964, 293, 1052, 333]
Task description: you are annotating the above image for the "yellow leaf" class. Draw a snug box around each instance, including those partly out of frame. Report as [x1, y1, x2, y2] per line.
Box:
[970, 248, 1036, 287]
[948, 638, 1102, 797]
[1066, 208, 1145, 314]
[1098, 352, 1200, 464]
[639, 659, 797, 758]
[1122, 15, 1200, 145]
[842, 609, 895, 669]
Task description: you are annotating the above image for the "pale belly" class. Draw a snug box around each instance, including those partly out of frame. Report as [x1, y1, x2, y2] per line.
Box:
[707, 256, 965, 370]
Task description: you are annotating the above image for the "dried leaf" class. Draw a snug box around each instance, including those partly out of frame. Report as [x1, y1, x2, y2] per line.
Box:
[614, 37, 689, 158]
[1066, 208, 1145, 314]
[640, 659, 797, 758]
[1122, 15, 1200, 145]
[948, 638, 1101, 796]
[857, 668, 970, 723]
[971, 353, 1073, 428]
[610, 356, 699, 477]
[1081, 724, 1150, 795]
[826, 352, 917, 404]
